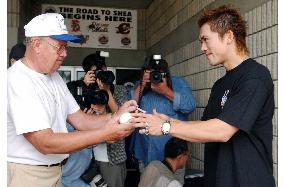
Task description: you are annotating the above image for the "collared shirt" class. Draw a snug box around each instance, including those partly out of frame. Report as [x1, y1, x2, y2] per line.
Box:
[129, 76, 196, 165]
[138, 160, 182, 187]
[106, 85, 128, 165]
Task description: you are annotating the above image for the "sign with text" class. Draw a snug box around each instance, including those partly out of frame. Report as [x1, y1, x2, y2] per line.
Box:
[42, 4, 137, 49]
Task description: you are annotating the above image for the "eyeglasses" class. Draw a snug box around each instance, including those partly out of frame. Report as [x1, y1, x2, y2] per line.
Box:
[43, 40, 67, 54]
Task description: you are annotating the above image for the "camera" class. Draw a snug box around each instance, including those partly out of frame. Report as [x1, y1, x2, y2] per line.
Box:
[150, 70, 167, 84]
[143, 54, 168, 84]
[77, 87, 109, 109]
[80, 158, 108, 187]
[83, 89, 109, 106]
[95, 69, 115, 85]
[90, 174, 108, 187]
[91, 50, 114, 85]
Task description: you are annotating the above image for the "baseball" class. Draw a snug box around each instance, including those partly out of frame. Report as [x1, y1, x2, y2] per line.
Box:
[119, 112, 133, 124]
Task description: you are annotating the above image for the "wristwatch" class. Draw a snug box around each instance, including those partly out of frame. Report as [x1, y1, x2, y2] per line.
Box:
[161, 121, 171, 135]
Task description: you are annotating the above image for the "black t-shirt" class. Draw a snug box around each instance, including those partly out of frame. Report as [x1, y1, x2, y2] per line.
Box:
[201, 59, 275, 187]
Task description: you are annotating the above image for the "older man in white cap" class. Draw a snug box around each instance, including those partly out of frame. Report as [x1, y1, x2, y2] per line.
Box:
[7, 13, 137, 187]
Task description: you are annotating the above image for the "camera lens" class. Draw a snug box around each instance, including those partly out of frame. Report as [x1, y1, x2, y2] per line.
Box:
[150, 70, 162, 84]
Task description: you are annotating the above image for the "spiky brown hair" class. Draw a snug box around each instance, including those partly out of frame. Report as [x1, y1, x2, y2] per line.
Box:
[198, 4, 249, 55]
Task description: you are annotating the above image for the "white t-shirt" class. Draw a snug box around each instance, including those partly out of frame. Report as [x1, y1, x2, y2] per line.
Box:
[7, 60, 80, 165]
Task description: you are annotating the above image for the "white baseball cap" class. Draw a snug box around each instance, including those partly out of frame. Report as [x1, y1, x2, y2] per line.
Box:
[24, 13, 81, 43]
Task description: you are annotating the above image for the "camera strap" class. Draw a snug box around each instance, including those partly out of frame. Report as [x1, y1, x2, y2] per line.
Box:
[91, 146, 95, 159]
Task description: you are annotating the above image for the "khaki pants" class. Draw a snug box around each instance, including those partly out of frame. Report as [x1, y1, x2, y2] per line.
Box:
[7, 162, 62, 187]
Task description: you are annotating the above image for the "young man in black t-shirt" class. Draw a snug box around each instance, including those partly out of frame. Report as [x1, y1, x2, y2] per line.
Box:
[132, 4, 275, 187]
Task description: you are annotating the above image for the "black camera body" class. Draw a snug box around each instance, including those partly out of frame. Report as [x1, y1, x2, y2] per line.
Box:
[143, 54, 168, 85]
[80, 157, 108, 187]
[76, 87, 109, 110]
[150, 70, 167, 84]
[95, 69, 115, 85]
[83, 89, 109, 106]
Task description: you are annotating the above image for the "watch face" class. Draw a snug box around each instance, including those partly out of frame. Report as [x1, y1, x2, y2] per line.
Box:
[162, 122, 171, 134]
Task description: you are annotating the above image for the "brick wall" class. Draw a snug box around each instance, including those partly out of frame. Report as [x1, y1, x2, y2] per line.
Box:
[145, 0, 278, 184]
[7, 0, 20, 63]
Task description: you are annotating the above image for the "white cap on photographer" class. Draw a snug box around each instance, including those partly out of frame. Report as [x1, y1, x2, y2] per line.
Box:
[24, 13, 81, 43]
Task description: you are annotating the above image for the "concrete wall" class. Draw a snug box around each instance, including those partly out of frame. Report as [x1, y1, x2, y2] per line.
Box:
[145, 0, 278, 184]
[7, 0, 20, 64]
[8, 0, 34, 65]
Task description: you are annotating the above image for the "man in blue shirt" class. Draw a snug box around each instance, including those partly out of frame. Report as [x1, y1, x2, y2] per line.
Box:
[129, 55, 196, 183]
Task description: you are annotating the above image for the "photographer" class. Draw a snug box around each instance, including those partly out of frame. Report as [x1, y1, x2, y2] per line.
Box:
[81, 52, 120, 113]
[129, 55, 196, 184]
[64, 52, 128, 187]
